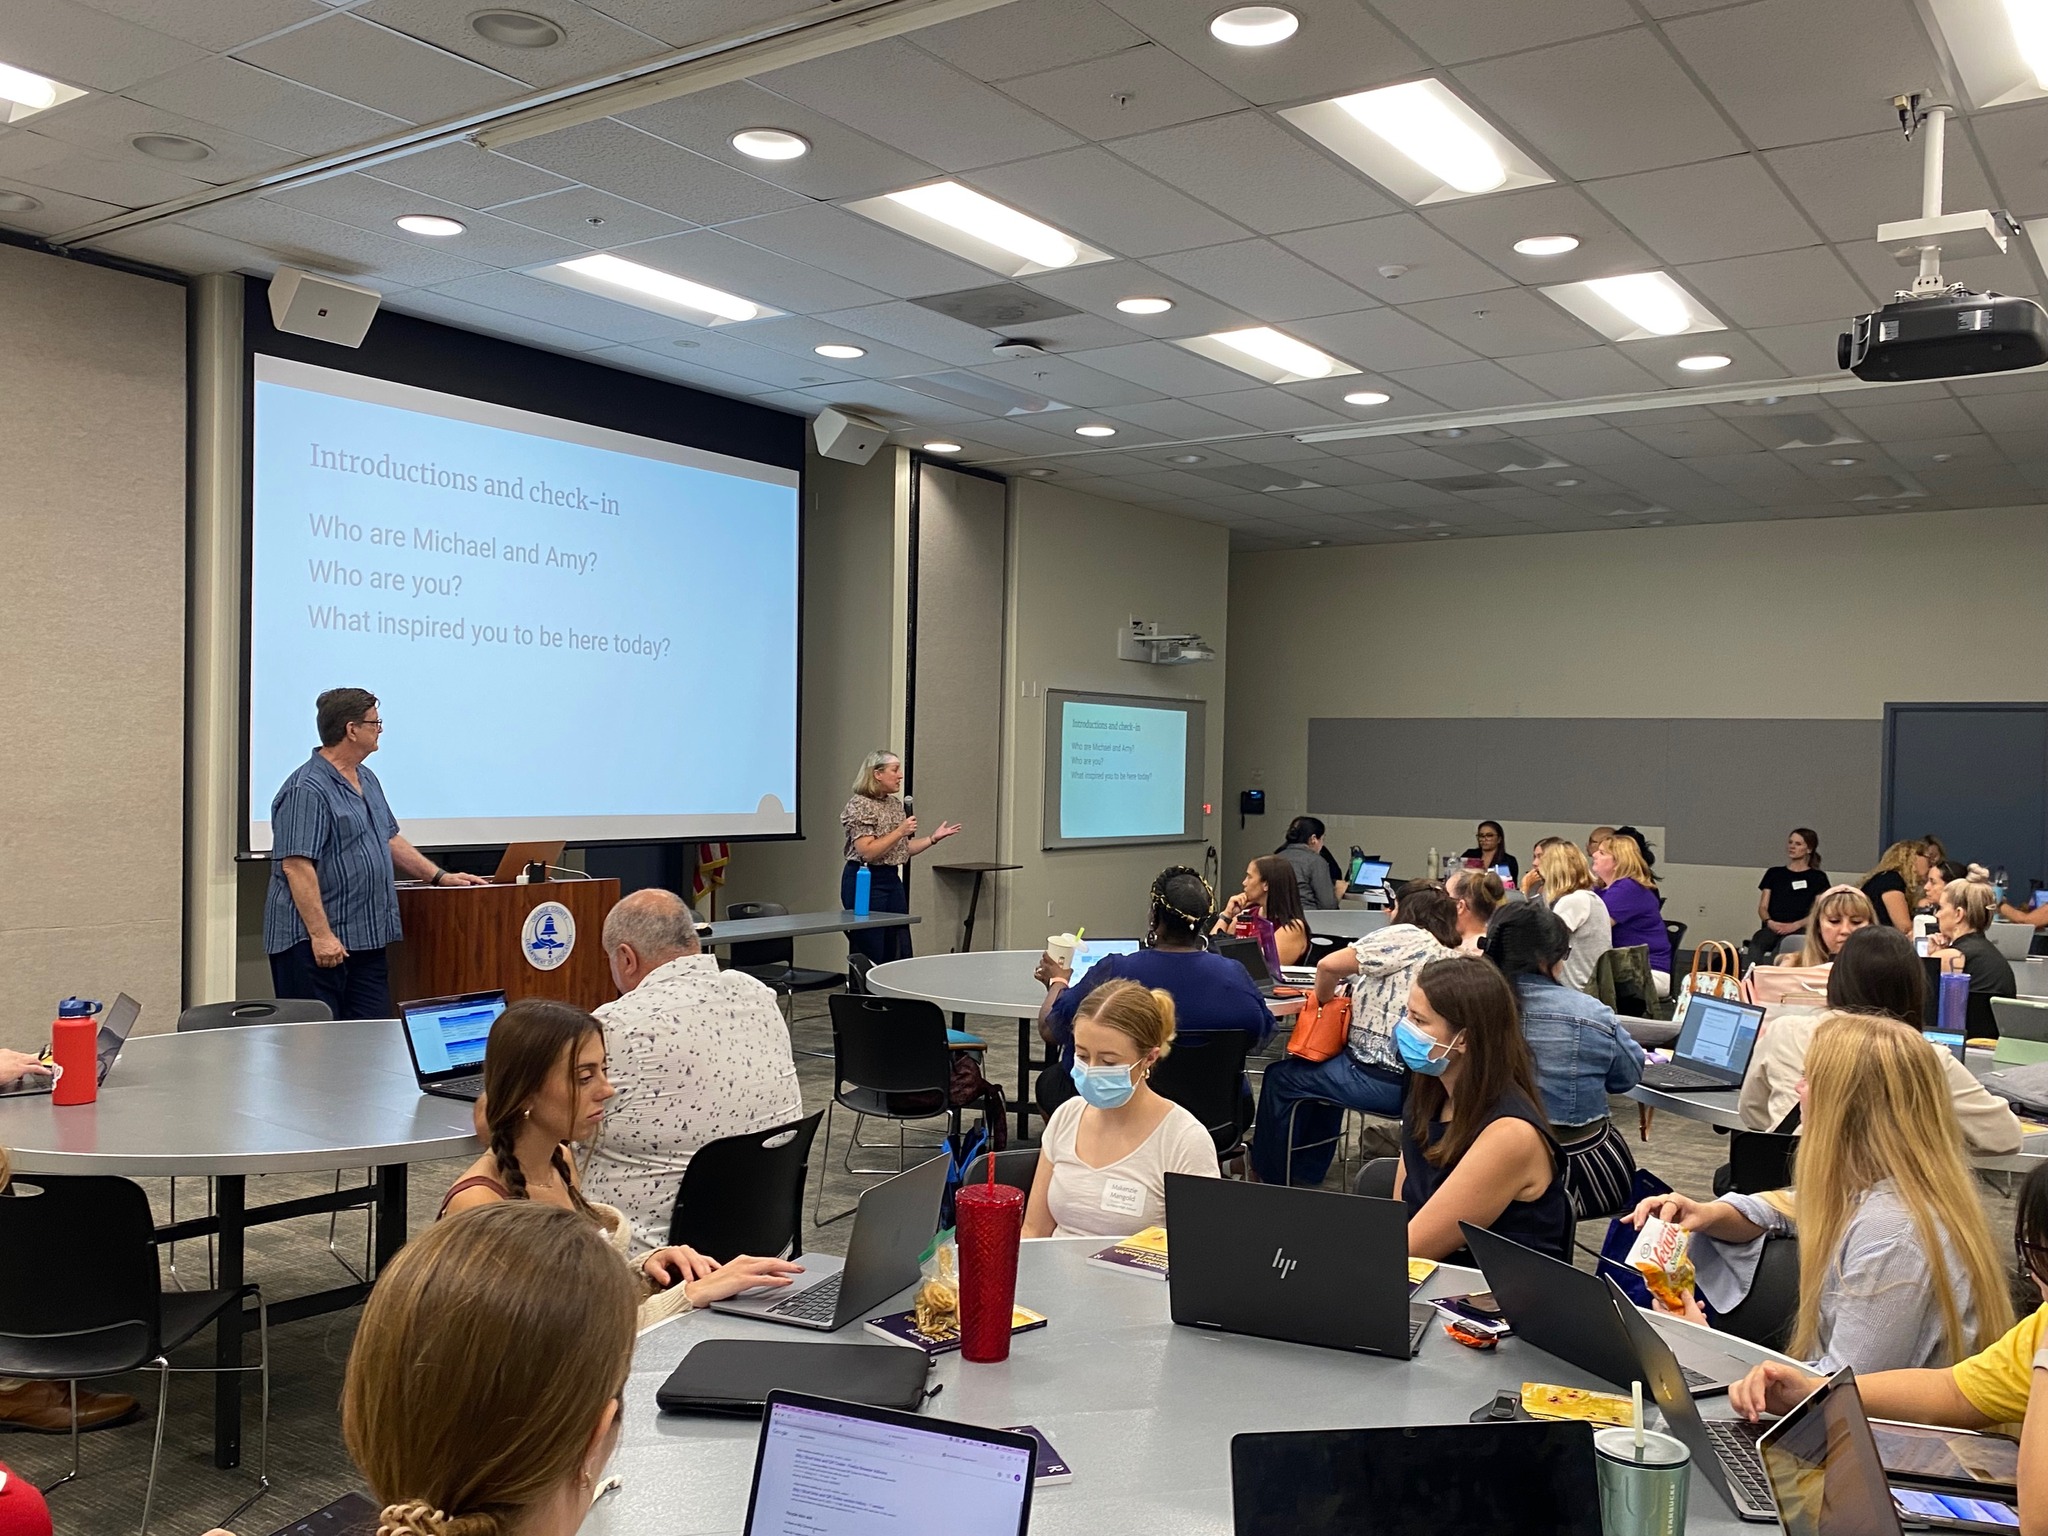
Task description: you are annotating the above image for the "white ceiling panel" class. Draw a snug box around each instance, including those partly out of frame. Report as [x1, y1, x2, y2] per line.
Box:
[1618, 417, 1768, 458]
[807, 299, 1007, 366]
[969, 352, 1165, 407]
[604, 227, 890, 313]
[1499, 345, 1665, 396]
[1145, 237, 1377, 322]
[1420, 183, 1658, 286]
[1106, 111, 1397, 235]
[969, 146, 1250, 258]
[1100, 0, 1427, 107]
[1185, 387, 1345, 430]
[1583, 156, 1821, 264]
[0, 0, 208, 92]
[355, 0, 669, 89]
[1095, 398, 1273, 438]
[912, 0, 1147, 82]
[1620, 332, 1795, 384]
[1661, 0, 1945, 150]
[128, 56, 409, 155]
[1278, 214, 1517, 304]
[1369, 0, 1639, 64]
[1957, 392, 2048, 434]
[1066, 339, 1278, 396]
[730, 314, 951, 377]
[632, 328, 862, 390]
[0, 177, 126, 239]
[426, 268, 715, 342]
[1452, 29, 1743, 179]
[999, 43, 1246, 140]
[1748, 319, 1853, 375]
[718, 204, 993, 298]
[995, 309, 1148, 350]
[69, 0, 324, 54]
[383, 287, 616, 353]
[0, 133, 211, 207]
[1022, 259, 1252, 333]
[267, 176, 589, 268]
[573, 0, 828, 49]
[22, 91, 300, 187]
[89, 215, 274, 271]
[492, 184, 694, 247]
[368, 143, 573, 211]
[1766, 130, 2001, 246]
[502, 120, 805, 223]
[182, 195, 496, 287]
[1969, 102, 2048, 215]
[1676, 246, 1872, 330]
[233, 13, 528, 124]
[755, 38, 1080, 171]
[1381, 358, 1555, 408]
[1284, 306, 1476, 372]
[1393, 286, 1601, 356]
[594, 343, 787, 397]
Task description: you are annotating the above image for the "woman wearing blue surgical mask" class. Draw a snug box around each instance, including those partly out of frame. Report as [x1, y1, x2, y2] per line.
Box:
[1395, 956, 1572, 1264]
[1022, 981, 1220, 1239]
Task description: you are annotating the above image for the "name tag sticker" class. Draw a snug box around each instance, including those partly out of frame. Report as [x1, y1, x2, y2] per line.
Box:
[1791, 879, 1809, 890]
[1100, 1179, 1146, 1217]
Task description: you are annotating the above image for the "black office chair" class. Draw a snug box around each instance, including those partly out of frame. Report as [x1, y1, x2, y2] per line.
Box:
[962, 1149, 1040, 1197]
[1148, 1031, 1253, 1162]
[816, 994, 968, 1225]
[1663, 920, 1689, 970]
[723, 901, 842, 1018]
[1354, 1157, 1398, 1200]
[1714, 1235, 1799, 1353]
[1727, 1130, 1799, 1195]
[666, 1111, 823, 1262]
[0, 1172, 269, 1531]
[1965, 991, 2000, 1040]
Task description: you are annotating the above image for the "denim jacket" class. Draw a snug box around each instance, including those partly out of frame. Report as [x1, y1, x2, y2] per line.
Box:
[1514, 974, 1645, 1128]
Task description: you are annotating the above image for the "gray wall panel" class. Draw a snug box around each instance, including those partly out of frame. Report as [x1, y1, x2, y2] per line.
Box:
[1666, 718, 1880, 869]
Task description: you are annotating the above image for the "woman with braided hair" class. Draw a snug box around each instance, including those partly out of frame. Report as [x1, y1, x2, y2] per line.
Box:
[439, 998, 801, 1308]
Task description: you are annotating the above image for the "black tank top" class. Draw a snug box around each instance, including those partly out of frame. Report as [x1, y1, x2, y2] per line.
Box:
[1401, 1089, 1571, 1263]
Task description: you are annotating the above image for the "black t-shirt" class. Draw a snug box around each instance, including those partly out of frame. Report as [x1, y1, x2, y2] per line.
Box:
[1758, 865, 1830, 923]
[1953, 931, 2019, 998]
[1862, 870, 1912, 931]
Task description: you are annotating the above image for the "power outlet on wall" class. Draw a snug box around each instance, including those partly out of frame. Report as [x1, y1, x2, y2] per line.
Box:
[1047, 901, 1055, 917]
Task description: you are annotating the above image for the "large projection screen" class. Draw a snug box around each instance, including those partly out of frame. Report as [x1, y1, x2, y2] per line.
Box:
[1042, 690, 1205, 850]
[245, 354, 800, 852]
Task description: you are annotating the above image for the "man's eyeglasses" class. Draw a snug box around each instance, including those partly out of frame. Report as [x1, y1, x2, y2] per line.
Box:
[352, 717, 385, 731]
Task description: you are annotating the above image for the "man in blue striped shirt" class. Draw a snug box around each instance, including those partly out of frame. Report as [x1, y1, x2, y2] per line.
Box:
[263, 687, 488, 1018]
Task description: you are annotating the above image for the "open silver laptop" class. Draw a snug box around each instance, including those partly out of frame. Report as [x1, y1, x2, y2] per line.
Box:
[1988, 923, 2036, 961]
[712, 1155, 947, 1331]
[0, 994, 142, 1099]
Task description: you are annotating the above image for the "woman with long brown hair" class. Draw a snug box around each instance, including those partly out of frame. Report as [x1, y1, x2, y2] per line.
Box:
[441, 999, 800, 1306]
[1214, 854, 1309, 968]
[1780, 884, 1876, 967]
[1395, 956, 1571, 1262]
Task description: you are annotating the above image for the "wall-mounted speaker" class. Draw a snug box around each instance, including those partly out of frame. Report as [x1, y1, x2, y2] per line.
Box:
[268, 266, 381, 348]
[811, 406, 886, 465]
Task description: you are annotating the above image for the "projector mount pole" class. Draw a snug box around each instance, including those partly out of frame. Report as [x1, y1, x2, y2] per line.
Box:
[1895, 93, 1954, 296]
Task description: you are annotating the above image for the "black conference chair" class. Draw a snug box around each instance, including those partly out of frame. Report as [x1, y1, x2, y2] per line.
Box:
[1714, 1235, 1799, 1353]
[723, 902, 842, 1019]
[1148, 1031, 1253, 1162]
[1726, 1130, 1799, 1195]
[816, 994, 967, 1225]
[1354, 1157, 1398, 1200]
[962, 1149, 1040, 1198]
[0, 1172, 270, 1532]
[1965, 991, 2000, 1040]
[666, 1111, 823, 1262]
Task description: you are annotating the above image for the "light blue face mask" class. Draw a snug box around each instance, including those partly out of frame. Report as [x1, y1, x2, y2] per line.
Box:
[1394, 1019, 1453, 1077]
[1070, 1060, 1138, 1109]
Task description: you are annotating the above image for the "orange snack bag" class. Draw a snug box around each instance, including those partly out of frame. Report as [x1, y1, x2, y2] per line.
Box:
[1626, 1217, 1696, 1311]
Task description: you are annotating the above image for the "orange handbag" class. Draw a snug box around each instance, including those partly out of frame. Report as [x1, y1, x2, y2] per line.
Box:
[1286, 992, 1352, 1062]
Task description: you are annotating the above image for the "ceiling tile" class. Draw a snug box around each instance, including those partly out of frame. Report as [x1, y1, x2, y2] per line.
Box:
[501, 120, 804, 223]
[0, 178, 126, 239]
[1833, 238, 2038, 300]
[1676, 246, 1871, 329]
[368, 143, 572, 210]
[1022, 258, 1252, 333]
[1766, 129, 2000, 246]
[384, 287, 615, 353]
[1146, 237, 1378, 322]
[718, 205, 994, 299]
[1096, 398, 1272, 438]
[1452, 29, 1743, 179]
[70, 0, 323, 53]
[1065, 339, 1277, 396]
[605, 226, 889, 313]
[88, 216, 273, 271]
[1661, 0, 1945, 150]
[997, 309, 1151, 349]
[1393, 286, 1600, 356]
[1381, 359, 1554, 409]
[1617, 417, 1765, 457]
[1584, 155, 1821, 264]
[1100, 0, 1427, 107]
[267, 175, 588, 268]
[1970, 101, 2048, 217]
[16, 95, 299, 186]
[1287, 306, 1478, 370]
[0, 136, 211, 208]
[912, 0, 1147, 81]
[574, 0, 831, 49]
[1835, 396, 1982, 442]
[1498, 345, 1665, 396]
[970, 147, 1250, 258]
[182, 196, 494, 288]
[355, 0, 669, 88]
[427, 268, 714, 343]
[129, 56, 409, 155]
[1958, 393, 2048, 435]
[1000, 43, 1246, 139]
[0, 0, 208, 92]
[755, 37, 1079, 172]
[1368, 0, 1639, 65]
[1278, 213, 1517, 303]
[596, 344, 788, 397]
[1184, 387, 1347, 430]
[635, 328, 861, 390]
[1421, 183, 1658, 285]
[970, 352, 1164, 407]
[733, 314, 951, 377]
[808, 300, 1003, 367]
[492, 185, 693, 247]
[1107, 112, 1397, 236]
[234, 13, 527, 123]
[1747, 319, 1851, 375]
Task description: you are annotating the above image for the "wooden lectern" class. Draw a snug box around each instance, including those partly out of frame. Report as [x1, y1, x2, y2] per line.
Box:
[390, 880, 620, 1011]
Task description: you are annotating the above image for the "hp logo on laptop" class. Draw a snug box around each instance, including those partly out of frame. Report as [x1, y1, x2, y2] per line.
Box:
[1270, 1248, 1298, 1281]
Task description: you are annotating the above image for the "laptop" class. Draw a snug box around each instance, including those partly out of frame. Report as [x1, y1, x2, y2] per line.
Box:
[1988, 923, 2035, 961]
[1069, 937, 1141, 978]
[0, 993, 142, 1099]
[1213, 936, 1283, 998]
[1993, 997, 2048, 1064]
[744, 1393, 1034, 1536]
[490, 840, 566, 882]
[1348, 857, 1393, 893]
[1461, 1224, 1749, 1395]
[1166, 1175, 1432, 1359]
[398, 990, 507, 1101]
[1231, 1422, 1602, 1536]
[713, 1154, 947, 1331]
[1601, 1275, 1777, 1521]
[1639, 993, 1765, 1091]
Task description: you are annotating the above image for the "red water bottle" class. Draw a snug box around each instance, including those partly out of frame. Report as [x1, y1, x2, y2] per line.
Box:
[50, 997, 102, 1106]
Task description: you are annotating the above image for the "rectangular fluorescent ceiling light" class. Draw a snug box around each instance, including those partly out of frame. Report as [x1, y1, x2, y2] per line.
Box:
[1539, 271, 1724, 342]
[535, 254, 778, 326]
[1175, 327, 1360, 386]
[0, 60, 87, 124]
[844, 181, 1110, 278]
[1926, 0, 2048, 107]
[1278, 78, 1552, 205]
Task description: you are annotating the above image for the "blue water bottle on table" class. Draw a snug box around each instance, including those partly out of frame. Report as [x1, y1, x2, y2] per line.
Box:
[853, 864, 872, 917]
[1937, 969, 1969, 1058]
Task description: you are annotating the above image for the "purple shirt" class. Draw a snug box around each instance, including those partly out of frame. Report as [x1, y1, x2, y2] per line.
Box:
[1598, 877, 1671, 972]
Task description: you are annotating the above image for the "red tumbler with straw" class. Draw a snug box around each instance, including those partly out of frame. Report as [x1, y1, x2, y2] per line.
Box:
[954, 1157, 1025, 1363]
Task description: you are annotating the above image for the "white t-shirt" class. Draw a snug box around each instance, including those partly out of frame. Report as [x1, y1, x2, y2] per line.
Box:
[1040, 1095, 1220, 1238]
[1551, 889, 1614, 991]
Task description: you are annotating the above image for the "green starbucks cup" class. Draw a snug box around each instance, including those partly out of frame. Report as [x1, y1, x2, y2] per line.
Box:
[1594, 1426, 1690, 1536]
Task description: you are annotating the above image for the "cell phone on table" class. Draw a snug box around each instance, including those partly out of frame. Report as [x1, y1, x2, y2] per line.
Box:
[1894, 1490, 2020, 1531]
[1433, 1292, 1510, 1335]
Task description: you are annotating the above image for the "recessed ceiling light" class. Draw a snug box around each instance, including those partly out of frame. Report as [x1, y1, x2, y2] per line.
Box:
[1177, 325, 1357, 384]
[131, 132, 211, 162]
[1643, 518, 1667, 527]
[1676, 353, 1731, 371]
[1430, 427, 1468, 439]
[0, 60, 87, 124]
[1306, 538, 1328, 546]
[731, 128, 809, 161]
[1209, 5, 1300, 45]
[396, 214, 465, 237]
[1026, 467, 1055, 476]
[1343, 389, 1391, 405]
[1552, 478, 1581, 487]
[1513, 234, 1579, 256]
[1744, 395, 1786, 406]
[1116, 296, 1174, 315]
[541, 253, 771, 325]
[470, 10, 565, 47]
[0, 189, 41, 213]
[1825, 456, 1861, 466]
[2000, 0, 2048, 87]
[814, 343, 866, 359]
[1931, 451, 1955, 461]
[850, 180, 1108, 276]
[1341, 81, 1506, 193]
[1432, 530, 1454, 538]
[1541, 270, 1723, 341]
[922, 441, 963, 454]
[1280, 79, 1548, 206]
[1168, 453, 1206, 464]
[1075, 424, 1117, 437]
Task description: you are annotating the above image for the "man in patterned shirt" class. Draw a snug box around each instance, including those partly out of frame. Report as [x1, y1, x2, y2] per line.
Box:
[581, 889, 805, 1253]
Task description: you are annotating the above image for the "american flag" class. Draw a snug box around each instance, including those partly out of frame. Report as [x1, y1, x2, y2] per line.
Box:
[691, 842, 731, 906]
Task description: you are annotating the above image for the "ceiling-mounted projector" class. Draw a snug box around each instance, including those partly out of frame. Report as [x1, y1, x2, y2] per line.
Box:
[1117, 617, 1215, 665]
[1839, 94, 2048, 382]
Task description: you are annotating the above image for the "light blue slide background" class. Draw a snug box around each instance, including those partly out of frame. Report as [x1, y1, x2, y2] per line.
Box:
[249, 367, 798, 845]
[1057, 700, 1188, 840]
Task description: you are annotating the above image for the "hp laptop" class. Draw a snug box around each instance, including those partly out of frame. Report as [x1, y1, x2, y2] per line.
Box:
[744, 1393, 1034, 1536]
[1166, 1174, 1432, 1358]
[399, 990, 507, 1102]
[1231, 1422, 1602, 1536]
[1213, 936, 1283, 999]
[1640, 993, 1766, 1091]
[713, 1154, 947, 1331]
[1602, 1275, 1777, 1521]
[1068, 937, 1141, 979]
[0, 993, 142, 1099]
[1462, 1224, 1749, 1395]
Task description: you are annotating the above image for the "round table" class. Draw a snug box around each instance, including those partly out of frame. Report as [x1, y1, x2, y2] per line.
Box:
[869, 952, 1047, 1140]
[0, 1018, 479, 1466]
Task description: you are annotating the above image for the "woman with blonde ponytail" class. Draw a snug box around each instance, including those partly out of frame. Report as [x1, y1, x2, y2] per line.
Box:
[1022, 980, 1219, 1238]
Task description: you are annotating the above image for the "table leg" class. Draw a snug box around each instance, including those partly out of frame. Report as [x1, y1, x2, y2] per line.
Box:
[957, 871, 986, 953]
[1015, 1020, 1034, 1143]
[212, 1176, 245, 1470]
[373, 1164, 408, 1275]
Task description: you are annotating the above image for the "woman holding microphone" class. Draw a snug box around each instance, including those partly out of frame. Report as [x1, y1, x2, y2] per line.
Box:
[841, 749, 961, 965]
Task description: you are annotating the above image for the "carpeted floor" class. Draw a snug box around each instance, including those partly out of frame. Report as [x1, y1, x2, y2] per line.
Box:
[4, 992, 2020, 1535]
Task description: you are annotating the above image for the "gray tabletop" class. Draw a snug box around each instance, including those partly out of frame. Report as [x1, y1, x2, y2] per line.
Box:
[593, 1236, 1764, 1536]
[868, 951, 1047, 1018]
[701, 909, 919, 947]
[1308, 909, 1390, 939]
[0, 1018, 479, 1178]
[2021, 957, 2048, 999]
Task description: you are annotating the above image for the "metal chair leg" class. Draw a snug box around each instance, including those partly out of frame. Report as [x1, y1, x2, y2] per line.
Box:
[36, 1381, 84, 1497]
[325, 1171, 372, 1284]
[137, 1363, 170, 1536]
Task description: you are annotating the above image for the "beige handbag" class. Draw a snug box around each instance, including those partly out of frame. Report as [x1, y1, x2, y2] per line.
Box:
[1670, 940, 1743, 1030]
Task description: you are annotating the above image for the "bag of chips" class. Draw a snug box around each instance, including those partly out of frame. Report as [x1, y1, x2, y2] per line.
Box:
[1625, 1217, 1696, 1312]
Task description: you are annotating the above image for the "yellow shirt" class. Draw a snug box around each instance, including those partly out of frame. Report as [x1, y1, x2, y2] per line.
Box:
[1952, 1303, 2048, 1425]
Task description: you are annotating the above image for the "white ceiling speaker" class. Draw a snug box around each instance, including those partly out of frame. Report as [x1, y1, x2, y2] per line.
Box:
[268, 266, 381, 348]
[812, 406, 888, 464]
[992, 339, 1045, 359]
